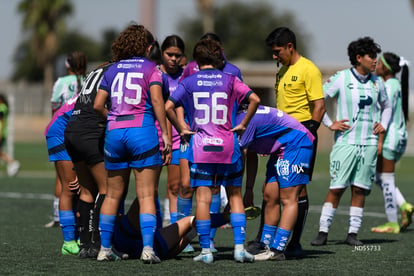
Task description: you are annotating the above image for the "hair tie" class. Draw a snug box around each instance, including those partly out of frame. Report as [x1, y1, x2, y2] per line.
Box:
[65, 58, 71, 69]
[380, 55, 393, 73]
[399, 56, 410, 67]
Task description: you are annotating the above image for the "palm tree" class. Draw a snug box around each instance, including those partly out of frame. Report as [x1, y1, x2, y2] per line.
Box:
[17, 0, 73, 111]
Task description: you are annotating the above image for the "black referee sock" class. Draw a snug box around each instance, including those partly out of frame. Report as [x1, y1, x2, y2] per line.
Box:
[77, 199, 94, 248]
[254, 200, 267, 242]
[289, 195, 309, 246]
[92, 194, 106, 244]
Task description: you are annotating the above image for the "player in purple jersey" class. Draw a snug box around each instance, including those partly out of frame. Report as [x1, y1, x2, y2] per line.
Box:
[94, 24, 171, 264]
[158, 35, 186, 227]
[45, 95, 81, 256]
[237, 105, 314, 261]
[165, 38, 260, 263]
[177, 32, 245, 253]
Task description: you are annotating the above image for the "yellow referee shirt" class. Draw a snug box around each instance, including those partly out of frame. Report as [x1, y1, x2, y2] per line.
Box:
[275, 56, 324, 122]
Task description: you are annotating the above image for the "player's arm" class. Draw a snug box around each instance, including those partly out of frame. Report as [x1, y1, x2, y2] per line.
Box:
[93, 89, 109, 118]
[231, 92, 260, 135]
[151, 83, 172, 165]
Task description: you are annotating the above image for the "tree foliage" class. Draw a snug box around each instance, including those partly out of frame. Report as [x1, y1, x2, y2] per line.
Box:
[178, 1, 310, 61]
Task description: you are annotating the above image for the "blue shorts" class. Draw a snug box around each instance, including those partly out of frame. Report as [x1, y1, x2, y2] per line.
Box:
[265, 145, 312, 188]
[104, 127, 162, 170]
[179, 142, 189, 160]
[189, 157, 243, 188]
[46, 136, 71, 162]
[170, 149, 180, 166]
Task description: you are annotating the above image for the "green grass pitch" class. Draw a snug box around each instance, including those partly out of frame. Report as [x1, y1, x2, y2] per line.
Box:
[0, 142, 413, 275]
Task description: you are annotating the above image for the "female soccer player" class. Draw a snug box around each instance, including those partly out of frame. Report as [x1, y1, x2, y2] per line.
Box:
[0, 94, 20, 177]
[371, 52, 413, 233]
[45, 94, 80, 256]
[165, 38, 260, 263]
[238, 105, 314, 261]
[94, 24, 171, 264]
[159, 35, 186, 227]
[311, 37, 392, 246]
[46, 51, 87, 228]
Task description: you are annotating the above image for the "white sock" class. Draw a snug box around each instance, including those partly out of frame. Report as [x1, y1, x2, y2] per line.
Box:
[348, 206, 363, 234]
[235, 244, 244, 251]
[53, 197, 59, 222]
[163, 198, 170, 220]
[380, 173, 398, 223]
[319, 202, 336, 233]
[220, 185, 228, 210]
[395, 187, 406, 208]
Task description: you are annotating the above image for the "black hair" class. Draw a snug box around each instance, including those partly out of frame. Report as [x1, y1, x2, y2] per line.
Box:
[161, 35, 185, 53]
[0, 94, 8, 108]
[200, 32, 222, 44]
[265, 27, 296, 49]
[193, 39, 225, 70]
[148, 40, 162, 64]
[66, 51, 87, 94]
[347, 37, 381, 66]
[383, 52, 410, 121]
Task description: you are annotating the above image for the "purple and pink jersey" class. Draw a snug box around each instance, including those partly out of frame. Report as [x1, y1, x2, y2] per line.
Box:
[99, 57, 162, 131]
[237, 105, 315, 154]
[170, 68, 252, 164]
[157, 68, 183, 150]
[45, 94, 78, 137]
[180, 60, 243, 82]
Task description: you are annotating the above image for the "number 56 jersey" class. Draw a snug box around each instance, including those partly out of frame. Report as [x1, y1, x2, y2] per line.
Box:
[99, 57, 162, 131]
[170, 68, 253, 164]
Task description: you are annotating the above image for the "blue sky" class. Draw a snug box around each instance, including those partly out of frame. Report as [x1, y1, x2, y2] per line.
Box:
[1, 0, 414, 80]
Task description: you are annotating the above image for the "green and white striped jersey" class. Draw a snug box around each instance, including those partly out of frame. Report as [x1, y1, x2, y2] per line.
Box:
[323, 68, 391, 146]
[383, 78, 407, 152]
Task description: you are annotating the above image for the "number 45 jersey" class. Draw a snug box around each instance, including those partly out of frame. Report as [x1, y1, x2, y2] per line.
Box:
[99, 57, 162, 131]
[170, 68, 253, 164]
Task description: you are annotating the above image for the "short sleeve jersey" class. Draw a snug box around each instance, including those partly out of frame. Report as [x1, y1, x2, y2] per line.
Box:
[180, 60, 243, 81]
[66, 63, 112, 134]
[45, 94, 78, 137]
[170, 68, 252, 164]
[99, 57, 162, 131]
[383, 78, 407, 151]
[323, 68, 389, 145]
[237, 105, 314, 155]
[50, 75, 82, 112]
[161, 68, 184, 150]
[275, 56, 324, 122]
[0, 103, 8, 139]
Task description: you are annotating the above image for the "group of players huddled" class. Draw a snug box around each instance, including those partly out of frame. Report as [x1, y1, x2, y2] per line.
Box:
[45, 23, 413, 264]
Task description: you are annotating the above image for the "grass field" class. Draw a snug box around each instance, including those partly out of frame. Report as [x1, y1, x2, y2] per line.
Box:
[1, 142, 413, 275]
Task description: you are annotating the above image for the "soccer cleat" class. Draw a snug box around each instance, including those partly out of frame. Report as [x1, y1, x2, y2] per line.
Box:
[245, 206, 261, 220]
[310, 231, 328, 246]
[220, 223, 232, 229]
[7, 160, 20, 177]
[210, 244, 218, 253]
[44, 220, 60, 228]
[193, 252, 214, 264]
[371, 222, 400, 234]
[253, 247, 285, 261]
[253, 245, 271, 261]
[246, 240, 266, 255]
[400, 202, 413, 232]
[269, 248, 286, 261]
[181, 244, 195, 253]
[344, 233, 363, 246]
[234, 249, 254, 263]
[97, 247, 121, 261]
[61, 240, 80, 256]
[284, 242, 304, 258]
[141, 248, 161, 264]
